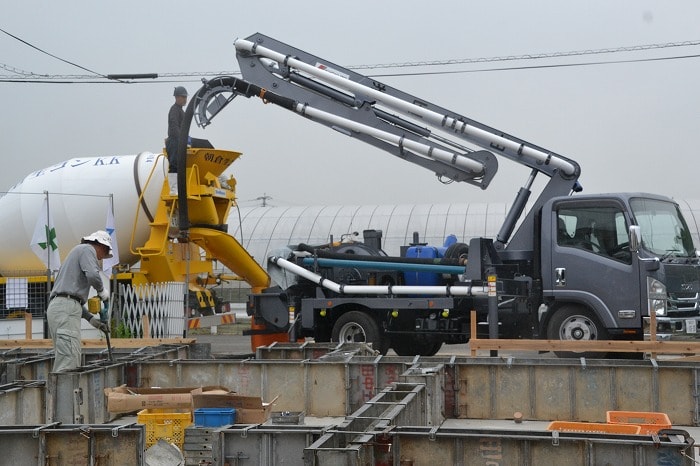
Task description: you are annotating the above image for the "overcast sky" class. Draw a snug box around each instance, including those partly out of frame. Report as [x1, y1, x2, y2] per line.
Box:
[2, 1, 699, 208]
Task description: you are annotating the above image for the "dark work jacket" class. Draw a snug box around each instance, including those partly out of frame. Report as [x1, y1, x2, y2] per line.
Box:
[166, 103, 185, 171]
[168, 103, 185, 140]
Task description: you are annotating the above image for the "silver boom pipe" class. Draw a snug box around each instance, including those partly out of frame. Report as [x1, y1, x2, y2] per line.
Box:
[290, 102, 486, 175]
[234, 38, 577, 178]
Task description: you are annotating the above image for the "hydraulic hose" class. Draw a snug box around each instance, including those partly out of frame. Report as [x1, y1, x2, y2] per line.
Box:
[296, 243, 462, 266]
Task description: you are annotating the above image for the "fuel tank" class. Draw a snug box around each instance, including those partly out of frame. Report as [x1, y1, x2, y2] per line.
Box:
[0, 152, 166, 275]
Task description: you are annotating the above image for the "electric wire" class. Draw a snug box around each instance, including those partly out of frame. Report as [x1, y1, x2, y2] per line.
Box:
[0, 26, 118, 81]
[346, 39, 700, 70]
[1, 35, 699, 83]
[371, 53, 700, 77]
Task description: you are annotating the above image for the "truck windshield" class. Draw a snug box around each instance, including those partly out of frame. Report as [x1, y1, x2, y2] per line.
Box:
[630, 198, 696, 258]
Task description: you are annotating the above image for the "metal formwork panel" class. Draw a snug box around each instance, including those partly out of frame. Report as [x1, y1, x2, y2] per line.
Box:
[393, 428, 694, 466]
[132, 355, 700, 427]
[183, 426, 220, 466]
[135, 359, 265, 396]
[256, 342, 340, 360]
[0, 424, 144, 466]
[306, 362, 347, 417]
[305, 431, 375, 466]
[0, 380, 45, 424]
[48, 363, 124, 424]
[260, 362, 309, 413]
[612, 365, 658, 415]
[457, 358, 700, 426]
[221, 425, 324, 466]
[0, 429, 41, 464]
[401, 364, 445, 426]
[2, 354, 53, 383]
[136, 360, 349, 417]
[304, 383, 425, 465]
[346, 356, 406, 412]
[631, 365, 695, 426]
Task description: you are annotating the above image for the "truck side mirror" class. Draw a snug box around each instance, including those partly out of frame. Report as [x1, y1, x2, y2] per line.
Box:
[629, 225, 641, 253]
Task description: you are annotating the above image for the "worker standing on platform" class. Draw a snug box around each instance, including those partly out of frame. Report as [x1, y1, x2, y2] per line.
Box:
[166, 86, 188, 195]
[47, 230, 112, 372]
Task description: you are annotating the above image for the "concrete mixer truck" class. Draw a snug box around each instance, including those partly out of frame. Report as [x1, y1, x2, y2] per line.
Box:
[0, 146, 269, 334]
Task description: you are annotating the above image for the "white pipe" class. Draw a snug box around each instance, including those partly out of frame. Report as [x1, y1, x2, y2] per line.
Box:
[294, 104, 485, 174]
[271, 256, 488, 297]
[235, 39, 577, 177]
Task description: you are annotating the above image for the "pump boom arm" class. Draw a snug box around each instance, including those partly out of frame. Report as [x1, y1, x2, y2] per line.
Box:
[192, 33, 581, 249]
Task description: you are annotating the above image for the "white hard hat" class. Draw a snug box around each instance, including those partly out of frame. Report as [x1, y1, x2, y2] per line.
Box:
[82, 230, 114, 258]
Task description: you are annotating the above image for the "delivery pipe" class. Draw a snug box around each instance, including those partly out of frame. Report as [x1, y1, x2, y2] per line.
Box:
[234, 38, 577, 177]
[291, 103, 485, 175]
[270, 256, 487, 297]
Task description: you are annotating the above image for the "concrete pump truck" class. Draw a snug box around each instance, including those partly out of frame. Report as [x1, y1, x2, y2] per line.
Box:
[185, 33, 699, 356]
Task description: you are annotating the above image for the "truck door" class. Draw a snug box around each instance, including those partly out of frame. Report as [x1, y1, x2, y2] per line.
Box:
[542, 199, 643, 334]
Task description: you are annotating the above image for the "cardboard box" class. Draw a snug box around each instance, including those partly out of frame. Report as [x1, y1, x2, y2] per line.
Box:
[191, 387, 276, 424]
[105, 385, 195, 414]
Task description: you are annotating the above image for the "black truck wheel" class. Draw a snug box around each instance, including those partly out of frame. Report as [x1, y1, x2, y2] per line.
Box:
[546, 305, 609, 358]
[332, 311, 389, 355]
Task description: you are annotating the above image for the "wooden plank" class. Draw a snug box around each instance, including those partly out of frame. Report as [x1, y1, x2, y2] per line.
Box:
[0, 338, 196, 349]
[469, 310, 477, 357]
[142, 315, 150, 338]
[25, 312, 32, 340]
[469, 338, 700, 354]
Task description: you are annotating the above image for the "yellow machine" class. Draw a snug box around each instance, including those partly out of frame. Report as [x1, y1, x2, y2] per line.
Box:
[128, 147, 270, 316]
[0, 146, 273, 346]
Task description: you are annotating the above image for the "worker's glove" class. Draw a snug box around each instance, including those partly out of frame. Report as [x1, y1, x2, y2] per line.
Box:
[90, 316, 109, 333]
[97, 289, 110, 302]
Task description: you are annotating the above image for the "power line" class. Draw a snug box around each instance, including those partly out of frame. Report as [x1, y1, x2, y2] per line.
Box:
[346, 39, 700, 70]
[371, 53, 700, 77]
[2, 38, 699, 83]
[0, 26, 115, 81]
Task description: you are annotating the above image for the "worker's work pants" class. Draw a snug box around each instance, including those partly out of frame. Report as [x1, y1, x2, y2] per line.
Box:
[47, 297, 82, 372]
[165, 138, 178, 173]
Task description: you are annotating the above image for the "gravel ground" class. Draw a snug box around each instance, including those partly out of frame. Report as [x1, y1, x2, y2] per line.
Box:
[187, 321, 479, 357]
[187, 320, 256, 355]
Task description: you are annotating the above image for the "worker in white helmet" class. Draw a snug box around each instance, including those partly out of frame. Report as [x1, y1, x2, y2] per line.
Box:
[47, 230, 113, 372]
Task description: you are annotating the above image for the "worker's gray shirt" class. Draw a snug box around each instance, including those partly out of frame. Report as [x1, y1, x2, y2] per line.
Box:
[52, 243, 105, 303]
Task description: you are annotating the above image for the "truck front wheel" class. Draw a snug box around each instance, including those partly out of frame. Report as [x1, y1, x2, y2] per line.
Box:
[332, 311, 389, 355]
[546, 305, 609, 358]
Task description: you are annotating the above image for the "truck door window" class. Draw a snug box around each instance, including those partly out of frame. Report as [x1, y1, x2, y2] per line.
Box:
[557, 206, 631, 263]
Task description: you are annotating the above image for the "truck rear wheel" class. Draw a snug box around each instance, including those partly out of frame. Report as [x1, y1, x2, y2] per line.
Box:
[332, 311, 389, 355]
[546, 305, 609, 358]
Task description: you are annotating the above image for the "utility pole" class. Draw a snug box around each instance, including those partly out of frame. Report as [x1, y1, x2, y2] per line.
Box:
[256, 193, 272, 207]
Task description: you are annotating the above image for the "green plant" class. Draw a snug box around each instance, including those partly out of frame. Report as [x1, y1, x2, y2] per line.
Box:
[112, 320, 133, 338]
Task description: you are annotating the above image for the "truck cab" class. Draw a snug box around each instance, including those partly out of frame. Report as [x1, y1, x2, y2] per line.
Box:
[540, 193, 700, 342]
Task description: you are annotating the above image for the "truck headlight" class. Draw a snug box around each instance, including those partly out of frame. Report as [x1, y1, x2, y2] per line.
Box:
[647, 277, 667, 316]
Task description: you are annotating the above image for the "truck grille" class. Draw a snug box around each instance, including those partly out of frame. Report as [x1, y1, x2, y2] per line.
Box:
[664, 264, 700, 315]
[668, 292, 700, 316]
